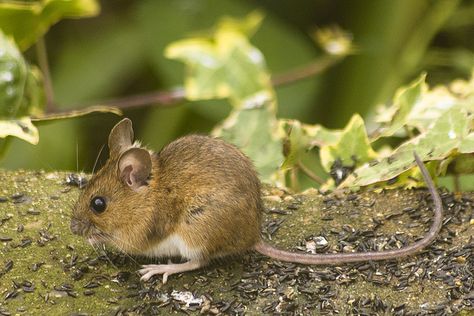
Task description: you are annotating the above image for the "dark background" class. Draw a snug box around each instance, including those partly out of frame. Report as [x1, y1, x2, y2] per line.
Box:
[1, 0, 473, 171]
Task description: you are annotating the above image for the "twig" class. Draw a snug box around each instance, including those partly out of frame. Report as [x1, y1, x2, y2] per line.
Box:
[297, 161, 325, 184]
[271, 55, 341, 87]
[36, 37, 55, 112]
[66, 89, 187, 111]
[48, 55, 342, 113]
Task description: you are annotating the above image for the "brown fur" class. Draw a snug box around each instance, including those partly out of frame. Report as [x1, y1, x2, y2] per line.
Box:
[71, 120, 262, 261]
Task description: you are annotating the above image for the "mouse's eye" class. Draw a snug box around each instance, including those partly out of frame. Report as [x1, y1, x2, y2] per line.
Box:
[90, 196, 107, 214]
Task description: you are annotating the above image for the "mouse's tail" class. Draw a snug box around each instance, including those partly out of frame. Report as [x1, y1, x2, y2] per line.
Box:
[254, 152, 443, 265]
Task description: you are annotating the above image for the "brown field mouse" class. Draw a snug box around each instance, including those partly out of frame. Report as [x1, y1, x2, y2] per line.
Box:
[71, 118, 443, 283]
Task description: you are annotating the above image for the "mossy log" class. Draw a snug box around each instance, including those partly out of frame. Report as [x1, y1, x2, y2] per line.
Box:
[0, 170, 472, 315]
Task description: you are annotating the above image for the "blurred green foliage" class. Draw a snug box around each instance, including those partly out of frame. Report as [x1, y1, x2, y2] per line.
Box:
[0, 0, 98, 50]
[0, 0, 473, 190]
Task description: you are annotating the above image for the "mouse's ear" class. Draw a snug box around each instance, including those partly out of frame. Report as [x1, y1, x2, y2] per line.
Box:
[117, 147, 152, 190]
[109, 118, 134, 156]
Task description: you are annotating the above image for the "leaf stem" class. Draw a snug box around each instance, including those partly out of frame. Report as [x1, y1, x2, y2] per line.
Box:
[297, 161, 325, 184]
[454, 174, 460, 192]
[290, 168, 300, 191]
[36, 37, 55, 112]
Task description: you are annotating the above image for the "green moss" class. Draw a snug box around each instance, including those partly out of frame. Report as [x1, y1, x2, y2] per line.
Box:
[0, 170, 472, 315]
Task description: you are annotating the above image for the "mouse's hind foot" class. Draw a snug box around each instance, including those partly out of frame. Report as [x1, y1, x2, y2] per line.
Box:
[138, 259, 204, 283]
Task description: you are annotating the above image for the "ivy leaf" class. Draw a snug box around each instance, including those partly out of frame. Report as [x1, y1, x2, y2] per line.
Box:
[213, 107, 284, 185]
[169, 12, 284, 184]
[0, 117, 38, 144]
[0, 0, 100, 51]
[374, 74, 426, 139]
[31, 105, 122, 122]
[320, 114, 377, 172]
[1, 31, 29, 117]
[305, 124, 342, 148]
[165, 11, 273, 109]
[280, 120, 341, 171]
[0, 31, 45, 118]
[459, 132, 474, 153]
[375, 72, 474, 139]
[342, 106, 471, 187]
[450, 154, 474, 175]
[0, 31, 44, 145]
[215, 10, 263, 37]
[280, 120, 308, 171]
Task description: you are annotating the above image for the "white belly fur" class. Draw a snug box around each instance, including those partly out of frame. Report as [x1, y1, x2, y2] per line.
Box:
[144, 233, 201, 260]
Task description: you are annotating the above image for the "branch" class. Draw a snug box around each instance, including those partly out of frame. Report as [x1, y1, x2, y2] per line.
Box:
[46, 55, 342, 114]
[271, 55, 341, 87]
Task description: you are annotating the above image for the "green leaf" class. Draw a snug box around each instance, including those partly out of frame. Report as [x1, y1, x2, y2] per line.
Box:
[17, 65, 45, 118]
[0, 0, 100, 50]
[0, 31, 27, 118]
[165, 12, 273, 109]
[451, 154, 474, 174]
[304, 124, 342, 148]
[213, 107, 284, 185]
[320, 114, 377, 172]
[343, 106, 471, 187]
[0, 30, 119, 150]
[31, 105, 122, 122]
[0, 30, 45, 119]
[280, 120, 341, 171]
[216, 10, 264, 37]
[459, 132, 474, 153]
[0, 31, 44, 146]
[374, 74, 426, 139]
[375, 71, 474, 138]
[280, 120, 308, 170]
[167, 12, 284, 185]
[0, 117, 38, 144]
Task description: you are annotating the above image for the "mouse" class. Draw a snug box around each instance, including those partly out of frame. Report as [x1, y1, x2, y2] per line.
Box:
[70, 118, 443, 283]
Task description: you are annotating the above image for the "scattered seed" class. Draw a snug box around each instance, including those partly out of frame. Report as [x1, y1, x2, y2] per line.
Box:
[4, 290, 19, 300]
[83, 289, 95, 296]
[4, 260, 13, 272]
[26, 209, 40, 215]
[19, 238, 32, 248]
[83, 281, 101, 289]
[67, 291, 78, 298]
[31, 262, 45, 272]
[65, 174, 88, 188]
[267, 208, 289, 215]
[286, 204, 299, 210]
[23, 285, 35, 293]
[10, 193, 30, 204]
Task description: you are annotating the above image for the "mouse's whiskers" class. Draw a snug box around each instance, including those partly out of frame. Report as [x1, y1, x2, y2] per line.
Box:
[89, 241, 118, 269]
[100, 233, 140, 266]
[92, 144, 105, 175]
